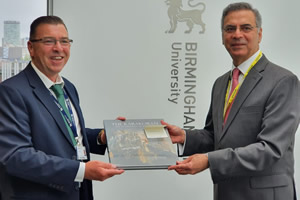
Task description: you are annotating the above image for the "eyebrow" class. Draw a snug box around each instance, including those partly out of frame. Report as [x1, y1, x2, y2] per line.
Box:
[40, 36, 70, 39]
[225, 23, 253, 27]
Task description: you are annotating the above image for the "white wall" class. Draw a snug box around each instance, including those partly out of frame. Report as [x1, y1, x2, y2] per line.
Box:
[53, 0, 300, 199]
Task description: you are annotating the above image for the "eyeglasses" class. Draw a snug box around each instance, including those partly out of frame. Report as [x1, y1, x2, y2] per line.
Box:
[223, 24, 257, 34]
[30, 37, 73, 46]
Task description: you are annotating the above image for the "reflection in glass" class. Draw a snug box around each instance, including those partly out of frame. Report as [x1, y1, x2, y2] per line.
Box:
[0, 0, 47, 83]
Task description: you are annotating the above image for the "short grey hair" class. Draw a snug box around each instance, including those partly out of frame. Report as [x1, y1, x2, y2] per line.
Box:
[221, 2, 262, 31]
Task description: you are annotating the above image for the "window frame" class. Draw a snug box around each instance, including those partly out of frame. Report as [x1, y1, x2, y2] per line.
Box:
[47, 0, 53, 15]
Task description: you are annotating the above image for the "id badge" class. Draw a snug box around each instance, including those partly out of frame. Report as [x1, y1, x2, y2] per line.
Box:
[76, 145, 88, 160]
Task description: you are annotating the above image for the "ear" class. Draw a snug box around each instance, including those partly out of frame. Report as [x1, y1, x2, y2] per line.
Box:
[27, 41, 34, 57]
[222, 33, 225, 45]
[258, 28, 262, 43]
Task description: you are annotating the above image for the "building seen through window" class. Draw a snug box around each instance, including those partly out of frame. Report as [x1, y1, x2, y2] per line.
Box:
[0, 0, 47, 83]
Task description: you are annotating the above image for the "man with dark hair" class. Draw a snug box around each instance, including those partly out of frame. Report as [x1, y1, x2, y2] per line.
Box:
[164, 2, 299, 199]
[0, 16, 124, 200]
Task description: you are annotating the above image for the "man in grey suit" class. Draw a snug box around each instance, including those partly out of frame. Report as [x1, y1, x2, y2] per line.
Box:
[163, 2, 300, 200]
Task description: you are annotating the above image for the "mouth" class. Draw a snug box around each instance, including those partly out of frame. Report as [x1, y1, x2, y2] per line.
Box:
[51, 56, 64, 60]
[49, 56, 65, 66]
[231, 43, 245, 47]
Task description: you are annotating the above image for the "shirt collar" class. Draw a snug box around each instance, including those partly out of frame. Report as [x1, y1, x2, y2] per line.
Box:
[231, 50, 261, 75]
[31, 62, 65, 89]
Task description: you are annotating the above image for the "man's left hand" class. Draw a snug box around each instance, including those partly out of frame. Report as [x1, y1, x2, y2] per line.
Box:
[168, 154, 209, 175]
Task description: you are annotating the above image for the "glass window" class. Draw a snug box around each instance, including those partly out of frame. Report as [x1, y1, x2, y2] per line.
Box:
[0, 0, 49, 83]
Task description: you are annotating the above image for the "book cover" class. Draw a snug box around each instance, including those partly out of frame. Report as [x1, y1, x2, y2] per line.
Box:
[103, 119, 178, 170]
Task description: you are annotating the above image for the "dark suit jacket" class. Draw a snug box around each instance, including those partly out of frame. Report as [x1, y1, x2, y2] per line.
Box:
[0, 63, 106, 200]
[183, 55, 300, 200]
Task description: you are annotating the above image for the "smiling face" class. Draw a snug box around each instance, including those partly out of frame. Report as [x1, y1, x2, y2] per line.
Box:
[28, 24, 70, 82]
[222, 10, 262, 66]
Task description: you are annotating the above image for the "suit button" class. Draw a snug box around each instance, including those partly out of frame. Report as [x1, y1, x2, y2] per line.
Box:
[75, 185, 80, 190]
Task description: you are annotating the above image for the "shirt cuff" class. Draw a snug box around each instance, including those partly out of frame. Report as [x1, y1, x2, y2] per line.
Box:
[177, 130, 187, 156]
[74, 162, 85, 182]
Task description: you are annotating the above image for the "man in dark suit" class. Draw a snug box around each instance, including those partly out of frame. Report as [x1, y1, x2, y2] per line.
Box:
[164, 2, 299, 200]
[0, 16, 124, 200]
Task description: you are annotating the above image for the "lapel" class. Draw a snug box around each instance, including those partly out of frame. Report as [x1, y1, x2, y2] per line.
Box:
[215, 73, 230, 136]
[218, 55, 268, 143]
[24, 64, 76, 149]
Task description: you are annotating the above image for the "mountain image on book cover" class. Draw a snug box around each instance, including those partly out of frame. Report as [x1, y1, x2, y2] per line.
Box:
[103, 119, 178, 170]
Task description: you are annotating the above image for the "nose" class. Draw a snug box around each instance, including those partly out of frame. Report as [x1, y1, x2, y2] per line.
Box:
[52, 41, 64, 50]
[232, 28, 243, 38]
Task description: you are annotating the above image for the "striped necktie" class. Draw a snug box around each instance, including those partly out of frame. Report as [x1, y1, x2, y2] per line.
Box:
[223, 68, 240, 124]
[51, 84, 71, 119]
[51, 84, 76, 146]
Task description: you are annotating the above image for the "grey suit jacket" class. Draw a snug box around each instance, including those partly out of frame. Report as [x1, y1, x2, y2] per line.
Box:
[183, 55, 300, 200]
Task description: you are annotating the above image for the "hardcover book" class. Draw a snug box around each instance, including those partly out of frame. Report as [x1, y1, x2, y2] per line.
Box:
[103, 119, 178, 170]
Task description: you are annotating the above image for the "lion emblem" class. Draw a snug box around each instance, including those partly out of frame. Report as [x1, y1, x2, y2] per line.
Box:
[165, 0, 206, 34]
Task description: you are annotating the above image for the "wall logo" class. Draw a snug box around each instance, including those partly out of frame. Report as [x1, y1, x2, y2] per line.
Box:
[165, 0, 206, 34]
[165, 0, 206, 129]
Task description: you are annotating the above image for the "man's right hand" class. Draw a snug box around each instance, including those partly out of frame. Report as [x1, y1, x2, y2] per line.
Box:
[84, 160, 124, 181]
[161, 120, 186, 144]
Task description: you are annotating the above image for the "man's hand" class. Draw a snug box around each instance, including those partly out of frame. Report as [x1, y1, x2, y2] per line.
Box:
[168, 154, 209, 175]
[85, 160, 124, 181]
[161, 120, 186, 144]
[99, 116, 126, 144]
[116, 116, 126, 121]
[98, 129, 106, 145]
